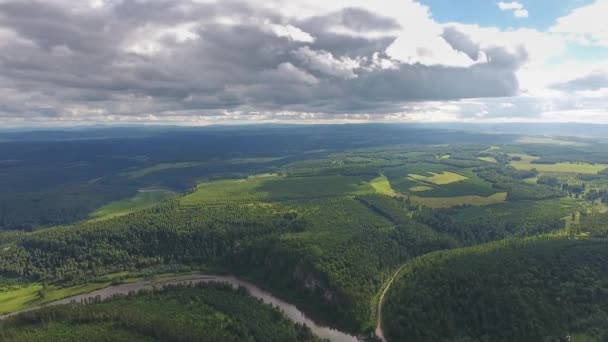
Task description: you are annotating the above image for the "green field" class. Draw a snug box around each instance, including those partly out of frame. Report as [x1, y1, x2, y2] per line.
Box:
[0, 282, 114, 315]
[478, 156, 498, 163]
[408, 171, 468, 185]
[124, 157, 283, 179]
[90, 190, 174, 221]
[516, 136, 588, 146]
[510, 154, 608, 174]
[409, 169, 497, 198]
[370, 175, 399, 196]
[409, 185, 433, 192]
[410, 192, 507, 208]
[123, 162, 205, 179]
[181, 174, 375, 206]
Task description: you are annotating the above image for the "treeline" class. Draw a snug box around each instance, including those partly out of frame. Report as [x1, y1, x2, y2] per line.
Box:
[0, 195, 455, 334]
[580, 212, 608, 237]
[383, 238, 608, 341]
[0, 282, 324, 342]
[0, 200, 301, 283]
[412, 200, 569, 245]
[0, 183, 136, 231]
[475, 164, 563, 200]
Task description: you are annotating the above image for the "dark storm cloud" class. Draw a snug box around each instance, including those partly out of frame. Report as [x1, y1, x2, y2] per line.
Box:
[0, 0, 526, 122]
[551, 71, 608, 91]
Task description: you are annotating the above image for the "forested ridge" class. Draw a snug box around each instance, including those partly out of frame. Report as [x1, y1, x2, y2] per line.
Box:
[383, 238, 608, 341]
[3, 126, 608, 340]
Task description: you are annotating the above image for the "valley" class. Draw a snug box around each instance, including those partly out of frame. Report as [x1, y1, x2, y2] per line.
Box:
[1, 125, 608, 341]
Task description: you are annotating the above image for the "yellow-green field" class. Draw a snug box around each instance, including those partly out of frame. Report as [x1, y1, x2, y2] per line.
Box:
[124, 157, 283, 179]
[0, 272, 205, 315]
[408, 171, 469, 185]
[90, 190, 174, 221]
[410, 192, 507, 208]
[478, 156, 498, 163]
[409, 185, 433, 192]
[370, 175, 399, 196]
[180, 174, 375, 206]
[516, 136, 588, 146]
[0, 282, 113, 315]
[124, 162, 205, 179]
[510, 154, 608, 174]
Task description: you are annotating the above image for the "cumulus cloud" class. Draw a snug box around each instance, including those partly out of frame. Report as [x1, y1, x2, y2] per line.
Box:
[0, 0, 604, 125]
[497, 2, 529, 18]
[0, 0, 533, 124]
[550, 0, 608, 47]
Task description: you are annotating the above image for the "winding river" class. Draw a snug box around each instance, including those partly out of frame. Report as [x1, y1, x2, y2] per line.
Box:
[0, 274, 359, 342]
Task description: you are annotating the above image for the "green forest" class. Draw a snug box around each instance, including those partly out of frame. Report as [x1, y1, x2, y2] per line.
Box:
[382, 238, 608, 341]
[1, 126, 608, 341]
[0, 283, 323, 342]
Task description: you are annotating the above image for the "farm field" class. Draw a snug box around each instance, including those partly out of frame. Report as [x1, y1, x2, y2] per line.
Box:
[478, 156, 497, 163]
[180, 174, 375, 206]
[90, 190, 174, 221]
[516, 136, 588, 146]
[410, 192, 507, 208]
[510, 153, 608, 174]
[408, 171, 468, 185]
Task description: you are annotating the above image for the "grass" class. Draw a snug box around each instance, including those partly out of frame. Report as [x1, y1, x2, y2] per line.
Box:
[409, 170, 496, 198]
[124, 162, 205, 179]
[409, 192, 507, 208]
[478, 156, 497, 163]
[0, 282, 112, 315]
[516, 136, 588, 146]
[370, 175, 398, 196]
[90, 190, 174, 221]
[180, 174, 375, 206]
[124, 157, 283, 179]
[510, 154, 608, 174]
[408, 171, 468, 185]
[409, 186, 433, 192]
[0, 271, 196, 315]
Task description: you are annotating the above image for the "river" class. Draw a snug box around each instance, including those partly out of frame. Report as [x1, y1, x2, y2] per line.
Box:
[0, 274, 359, 342]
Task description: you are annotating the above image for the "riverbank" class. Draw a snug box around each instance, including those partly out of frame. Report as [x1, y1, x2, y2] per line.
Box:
[1, 273, 358, 342]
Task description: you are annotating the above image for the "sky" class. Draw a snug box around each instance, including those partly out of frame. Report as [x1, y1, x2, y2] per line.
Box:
[0, 0, 606, 126]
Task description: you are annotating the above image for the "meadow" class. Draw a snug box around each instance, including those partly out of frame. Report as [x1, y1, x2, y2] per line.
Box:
[510, 153, 608, 174]
[180, 174, 375, 206]
[409, 192, 507, 208]
[408, 171, 468, 185]
[90, 190, 174, 221]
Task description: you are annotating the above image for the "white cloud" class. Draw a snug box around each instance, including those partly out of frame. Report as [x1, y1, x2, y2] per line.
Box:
[514, 9, 529, 18]
[498, 1, 524, 10]
[497, 1, 529, 18]
[550, 0, 608, 47]
[265, 23, 315, 43]
[293, 46, 360, 79]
